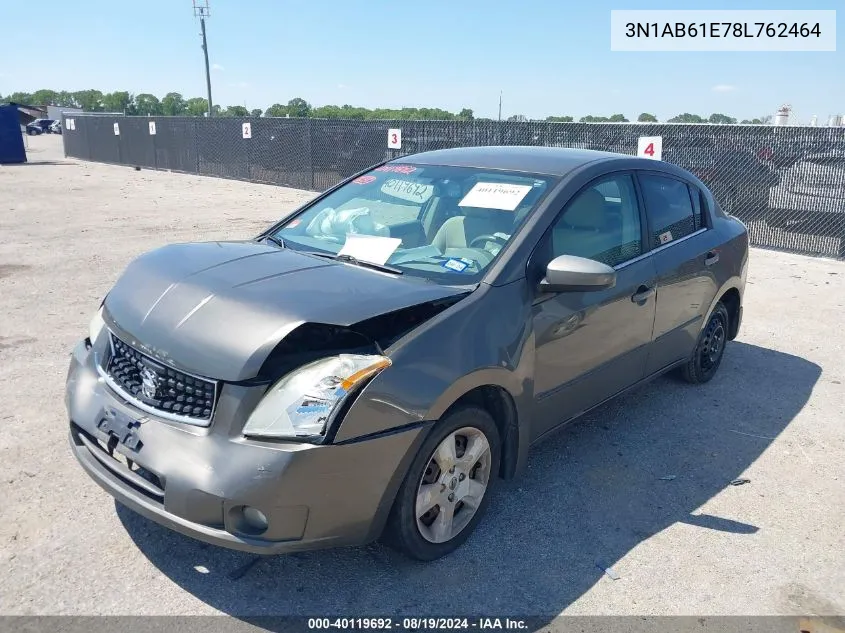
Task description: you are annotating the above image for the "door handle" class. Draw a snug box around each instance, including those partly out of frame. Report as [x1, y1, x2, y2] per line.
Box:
[631, 285, 655, 303]
[705, 250, 720, 266]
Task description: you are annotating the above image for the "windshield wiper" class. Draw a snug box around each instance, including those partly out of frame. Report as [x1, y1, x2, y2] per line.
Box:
[305, 251, 403, 275]
[263, 234, 285, 248]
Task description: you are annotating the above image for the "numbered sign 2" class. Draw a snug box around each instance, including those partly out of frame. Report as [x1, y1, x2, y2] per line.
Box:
[148, 121, 157, 135]
[637, 136, 662, 160]
[242, 122, 252, 139]
[113, 122, 120, 136]
[387, 128, 402, 149]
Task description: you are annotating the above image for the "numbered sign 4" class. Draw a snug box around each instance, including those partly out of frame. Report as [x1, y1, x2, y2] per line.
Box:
[637, 136, 662, 160]
[242, 122, 252, 139]
[387, 128, 402, 149]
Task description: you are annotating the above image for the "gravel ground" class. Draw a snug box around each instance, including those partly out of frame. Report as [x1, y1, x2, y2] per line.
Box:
[1, 135, 843, 621]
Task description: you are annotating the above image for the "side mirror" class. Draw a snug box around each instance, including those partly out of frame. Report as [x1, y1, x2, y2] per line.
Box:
[539, 254, 616, 293]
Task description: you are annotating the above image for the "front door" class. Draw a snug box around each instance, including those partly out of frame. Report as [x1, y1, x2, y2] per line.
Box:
[530, 173, 657, 441]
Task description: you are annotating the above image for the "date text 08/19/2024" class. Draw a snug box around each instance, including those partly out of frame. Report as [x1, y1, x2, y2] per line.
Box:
[307, 618, 528, 630]
[624, 21, 822, 39]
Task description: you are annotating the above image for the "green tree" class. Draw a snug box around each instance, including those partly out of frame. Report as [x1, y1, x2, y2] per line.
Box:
[160, 92, 186, 116]
[102, 91, 134, 113]
[708, 112, 737, 124]
[264, 103, 288, 117]
[457, 108, 474, 121]
[185, 97, 209, 116]
[72, 90, 104, 111]
[580, 115, 610, 122]
[7, 91, 34, 104]
[134, 93, 162, 116]
[221, 105, 249, 117]
[546, 116, 574, 122]
[608, 114, 629, 122]
[667, 113, 705, 123]
[31, 89, 58, 105]
[250, 108, 262, 117]
[637, 112, 658, 122]
[286, 97, 311, 118]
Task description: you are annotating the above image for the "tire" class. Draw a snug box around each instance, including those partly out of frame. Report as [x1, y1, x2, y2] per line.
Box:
[679, 302, 730, 384]
[383, 406, 501, 561]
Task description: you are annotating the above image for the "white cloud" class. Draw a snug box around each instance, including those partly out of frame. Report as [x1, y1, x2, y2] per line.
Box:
[337, 83, 348, 89]
[211, 63, 225, 72]
[712, 84, 736, 93]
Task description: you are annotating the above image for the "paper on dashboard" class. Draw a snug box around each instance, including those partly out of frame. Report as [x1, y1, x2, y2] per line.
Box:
[338, 234, 402, 266]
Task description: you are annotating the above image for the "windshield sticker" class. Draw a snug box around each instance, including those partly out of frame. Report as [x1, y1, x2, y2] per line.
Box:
[459, 182, 533, 211]
[338, 233, 402, 266]
[375, 165, 417, 175]
[442, 258, 469, 273]
[658, 230, 673, 244]
[286, 218, 302, 228]
[380, 179, 434, 203]
[352, 175, 377, 185]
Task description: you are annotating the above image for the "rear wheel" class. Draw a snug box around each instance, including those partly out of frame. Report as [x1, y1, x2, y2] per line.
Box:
[383, 406, 500, 560]
[680, 302, 729, 384]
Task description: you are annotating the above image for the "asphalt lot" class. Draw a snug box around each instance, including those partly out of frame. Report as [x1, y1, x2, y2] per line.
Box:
[1, 135, 843, 621]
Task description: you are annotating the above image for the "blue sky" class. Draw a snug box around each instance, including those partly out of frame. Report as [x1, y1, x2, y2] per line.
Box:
[1, 0, 841, 121]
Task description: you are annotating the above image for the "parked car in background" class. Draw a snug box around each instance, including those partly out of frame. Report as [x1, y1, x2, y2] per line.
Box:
[663, 138, 780, 220]
[50, 120, 62, 134]
[25, 119, 56, 135]
[767, 150, 845, 228]
[67, 147, 748, 560]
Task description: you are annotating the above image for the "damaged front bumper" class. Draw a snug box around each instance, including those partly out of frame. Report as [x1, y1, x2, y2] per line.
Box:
[66, 339, 426, 554]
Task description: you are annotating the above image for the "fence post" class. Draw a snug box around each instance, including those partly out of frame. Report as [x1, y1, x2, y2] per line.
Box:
[194, 118, 200, 174]
[309, 118, 315, 190]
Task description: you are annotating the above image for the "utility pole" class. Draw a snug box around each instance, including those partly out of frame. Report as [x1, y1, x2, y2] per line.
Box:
[498, 91, 502, 122]
[193, 0, 213, 117]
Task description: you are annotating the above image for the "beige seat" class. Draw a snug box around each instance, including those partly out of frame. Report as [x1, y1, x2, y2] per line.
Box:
[552, 188, 615, 261]
[432, 207, 513, 253]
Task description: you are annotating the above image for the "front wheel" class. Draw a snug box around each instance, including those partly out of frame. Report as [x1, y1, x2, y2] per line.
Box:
[383, 406, 500, 560]
[679, 302, 729, 384]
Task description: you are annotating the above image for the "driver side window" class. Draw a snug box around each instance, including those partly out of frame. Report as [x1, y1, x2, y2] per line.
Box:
[549, 174, 643, 267]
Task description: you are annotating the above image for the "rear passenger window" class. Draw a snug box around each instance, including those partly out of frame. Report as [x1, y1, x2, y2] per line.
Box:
[639, 174, 696, 245]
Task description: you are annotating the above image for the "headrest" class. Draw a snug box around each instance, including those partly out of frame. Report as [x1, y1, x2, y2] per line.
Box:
[564, 188, 607, 230]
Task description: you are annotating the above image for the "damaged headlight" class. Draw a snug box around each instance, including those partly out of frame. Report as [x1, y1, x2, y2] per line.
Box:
[242, 354, 391, 439]
[88, 306, 105, 345]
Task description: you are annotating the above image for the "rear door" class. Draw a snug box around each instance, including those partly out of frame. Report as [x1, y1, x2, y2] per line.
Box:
[637, 172, 722, 375]
[530, 172, 657, 440]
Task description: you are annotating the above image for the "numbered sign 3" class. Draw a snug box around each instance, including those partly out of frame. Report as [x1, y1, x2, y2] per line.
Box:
[637, 136, 662, 160]
[242, 122, 252, 139]
[387, 128, 402, 149]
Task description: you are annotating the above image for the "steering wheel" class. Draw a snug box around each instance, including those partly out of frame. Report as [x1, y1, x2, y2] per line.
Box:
[468, 234, 509, 249]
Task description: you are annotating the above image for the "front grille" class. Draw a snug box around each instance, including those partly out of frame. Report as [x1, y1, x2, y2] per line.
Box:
[105, 333, 217, 424]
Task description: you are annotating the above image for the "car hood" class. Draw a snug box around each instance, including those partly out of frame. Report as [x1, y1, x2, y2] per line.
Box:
[103, 241, 468, 381]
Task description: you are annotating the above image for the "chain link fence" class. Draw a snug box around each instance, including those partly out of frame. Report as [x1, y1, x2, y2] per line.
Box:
[62, 115, 845, 259]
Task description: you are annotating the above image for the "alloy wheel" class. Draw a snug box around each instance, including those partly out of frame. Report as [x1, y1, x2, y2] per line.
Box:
[415, 427, 492, 544]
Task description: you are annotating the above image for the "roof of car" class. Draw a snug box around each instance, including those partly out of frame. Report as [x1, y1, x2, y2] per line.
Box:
[400, 146, 640, 176]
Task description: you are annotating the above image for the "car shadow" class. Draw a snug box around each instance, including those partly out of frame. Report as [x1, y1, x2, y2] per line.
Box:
[116, 341, 820, 627]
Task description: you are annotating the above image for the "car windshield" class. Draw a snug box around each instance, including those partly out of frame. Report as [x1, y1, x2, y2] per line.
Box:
[270, 163, 554, 283]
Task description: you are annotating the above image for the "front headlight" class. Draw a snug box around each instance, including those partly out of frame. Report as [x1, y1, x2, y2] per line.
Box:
[242, 354, 391, 439]
[88, 307, 105, 345]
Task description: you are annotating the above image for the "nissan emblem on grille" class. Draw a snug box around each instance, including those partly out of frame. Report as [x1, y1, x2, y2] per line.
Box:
[140, 367, 158, 400]
[105, 332, 217, 423]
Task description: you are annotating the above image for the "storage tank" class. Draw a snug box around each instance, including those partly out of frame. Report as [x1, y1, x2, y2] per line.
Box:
[773, 104, 791, 126]
[827, 114, 843, 127]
